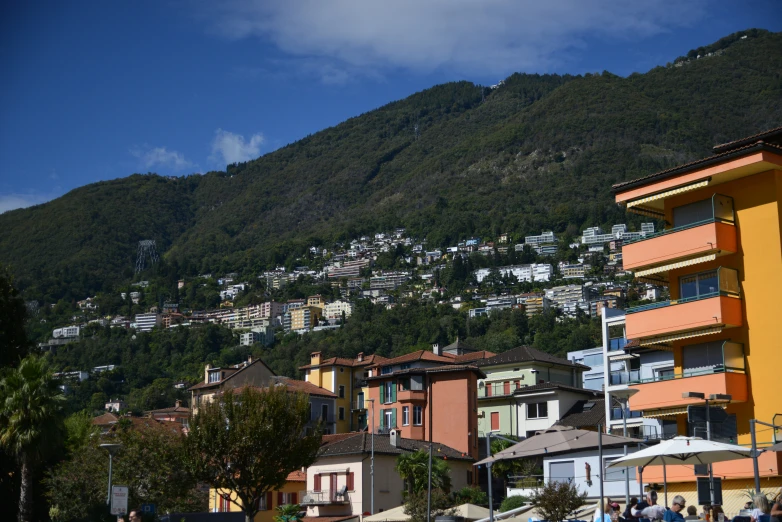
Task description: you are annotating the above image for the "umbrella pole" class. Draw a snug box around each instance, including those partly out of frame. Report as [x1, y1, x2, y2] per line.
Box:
[662, 458, 668, 508]
[599, 424, 604, 515]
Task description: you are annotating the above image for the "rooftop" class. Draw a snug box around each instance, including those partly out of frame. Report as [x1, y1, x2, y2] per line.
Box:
[555, 398, 606, 429]
[511, 382, 603, 397]
[367, 363, 486, 380]
[318, 432, 473, 460]
[477, 345, 590, 370]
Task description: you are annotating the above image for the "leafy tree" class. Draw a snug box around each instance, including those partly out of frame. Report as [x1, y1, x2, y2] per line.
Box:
[395, 449, 452, 496]
[453, 485, 488, 506]
[274, 503, 304, 522]
[0, 267, 30, 369]
[499, 495, 528, 512]
[530, 480, 587, 522]
[183, 386, 322, 522]
[403, 489, 455, 522]
[45, 417, 205, 522]
[0, 355, 66, 522]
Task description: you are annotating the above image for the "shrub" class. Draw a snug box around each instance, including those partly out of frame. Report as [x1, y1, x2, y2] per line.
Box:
[500, 495, 528, 512]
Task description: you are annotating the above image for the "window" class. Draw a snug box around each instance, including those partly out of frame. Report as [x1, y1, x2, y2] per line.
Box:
[413, 405, 423, 426]
[604, 457, 629, 482]
[655, 367, 675, 381]
[682, 340, 727, 375]
[490, 411, 500, 431]
[549, 460, 575, 483]
[402, 406, 410, 426]
[584, 376, 604, 391]
[527, 402, 548, 419]
[381, 366, 393, 375]
[258, 492, 272, 511]
[339, 407, 345, 421]
[680, 269, 718, 300]
[583, 353, 604, 367]
[339, 385, 345, 398]
[321, 404, 329, 421]
[400, 378, 411, 391]
[673, 198, 713, 228]
[400, 363, 411, 370]
[383, 381, 395, 403]
[208, 371, 221, 383]
[278, 492, 297, 505]
[219, 494, 230, 512]
[526, 430, 538, 438]
[410, 375, 424, 391]
[347, 472, 355, 491]
[383, 409, 394, 429]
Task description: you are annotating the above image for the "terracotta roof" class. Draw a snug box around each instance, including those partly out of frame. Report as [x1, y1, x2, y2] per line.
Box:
[451, 350, 496, 363]
[556, 398, 606, 429]
[511, 382, 603, 397]
[92, 412, 119, 425]
[712, 126, 782, 153]
[366, 364, 486, 380]
[286, 470, 307, 482]
[318, 432, 473, 461]
[299, 354, 390, 370]
[477, 346, 590, 370]
[274, 377, 338, 398]
[144, 404, 190, 415]
[611, 140, 782, 193]
[372, 350, 454, 367]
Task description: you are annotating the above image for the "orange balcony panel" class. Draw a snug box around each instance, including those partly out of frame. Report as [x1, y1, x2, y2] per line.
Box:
[628, 372, 748, 411]
[623, 222, 737, 271]
[636, 449, 781, 483]
[397, 390, 426, 402]
[625, 295, 742, 340]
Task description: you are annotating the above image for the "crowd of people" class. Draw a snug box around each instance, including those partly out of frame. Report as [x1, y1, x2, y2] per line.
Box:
[593, 488, 782, 522]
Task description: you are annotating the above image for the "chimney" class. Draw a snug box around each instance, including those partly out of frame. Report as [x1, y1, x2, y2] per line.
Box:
[247, 355, 253, 364]
[390, 428, 399, 447]
[204, 363, 212, 383]
[175, 399, 182, 408]
[357, 352, 363, 362]
[311, 352, 322, 366]
[432, 343, 440, 356]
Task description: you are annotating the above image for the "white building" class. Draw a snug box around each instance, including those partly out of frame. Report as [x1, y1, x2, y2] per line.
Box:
[525, 231, 556, 246]
[53, 326, 80, 339]
[134, 313, 161, 332]
[474, 263, 553, 283]
[323, 300, 354, 321]
[239, 326, 275, 347]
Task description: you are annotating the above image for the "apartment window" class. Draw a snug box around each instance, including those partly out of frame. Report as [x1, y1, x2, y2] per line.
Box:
[339, 385, 345, 398]
[219, 494, 231, 512]
[339, 407, 345, 421]
[381, 366, 393, 375]
[383, 409, 394, 429]
[680, 269, 718, 300]
[549, 461, 575, 483]
[383, 381, 395, 403]
[490, 412, 500, 431]
[673, 198, 713, 228]
[584, 376, 604, 391]
[583, 353, 604, 368]
[413, 405, 423, 426]
[655, 367, 675, 381]
[258, 492, 272, 511]
[208, 371, 221, 383]
[321, 404, 329, 421]
[402, 406, 410, 426]
[527, 402, 548, 419]
[278, 492, 297, 505]
[400, 363, 411, 370]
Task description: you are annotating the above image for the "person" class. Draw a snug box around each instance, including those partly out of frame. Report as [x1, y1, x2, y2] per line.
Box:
[712, 505, 726, 522]
[770, 488, 782, 522]
[624, 497, 640, 522]
[685, 506, 700, 520]
[129, 510, 142, 522]
[633, 491, 665, 521]
[663, 495, 688, 522]
[595, 497, 614, 522]
[751, 494, 770, 522]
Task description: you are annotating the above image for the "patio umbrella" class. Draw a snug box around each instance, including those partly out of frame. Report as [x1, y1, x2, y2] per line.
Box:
[605, 436, 752, 506]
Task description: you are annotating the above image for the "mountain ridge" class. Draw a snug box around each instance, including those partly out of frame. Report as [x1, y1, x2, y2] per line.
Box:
[2, 29, 781, 301]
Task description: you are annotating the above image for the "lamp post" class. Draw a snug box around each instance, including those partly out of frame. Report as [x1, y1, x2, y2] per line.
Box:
[367, 398, 375, 515]
[100, 443, 122, 507]
[611, 387, 638, 507]
[682, 392, 732, 507]
[486, 431, 519, 522]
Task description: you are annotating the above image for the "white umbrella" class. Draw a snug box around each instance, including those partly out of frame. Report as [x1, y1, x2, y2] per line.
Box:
[606, 436, 752, 506]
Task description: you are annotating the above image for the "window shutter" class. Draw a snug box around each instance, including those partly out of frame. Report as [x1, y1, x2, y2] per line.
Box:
[347, 472, 354, 490]
[380, 382, 385, 403]
[504, 381, 510, 395]
[391, 408, 397, 428]
[391, 381, 397, 402]
[267, 491, 273, 510]
[491, 411, 500, 431]
[314, 473, 321, 491]
[486, 384, 492, 397]
[278, 492, 283, 506]
[291, 492, 297, 505]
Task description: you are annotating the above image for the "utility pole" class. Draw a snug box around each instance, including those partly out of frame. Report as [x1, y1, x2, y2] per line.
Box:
[486, 432, 519, 522]
[369, 398, 375, 514]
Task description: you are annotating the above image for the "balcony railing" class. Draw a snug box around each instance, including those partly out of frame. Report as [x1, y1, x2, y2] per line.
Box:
[376, 425, 395, 434]
[310, 413, 336, 425]
[352, 399, 367, 411]
[627, 266, 740, 315]
[609, 370, 640, 385]
[622, 194, 735, 246]
[300, 489, 350, 505]
[354, 379, 368, 388]
[478, 382, 520, 398]
[608, 337, 627, 351]
[609, 407, 643, 421]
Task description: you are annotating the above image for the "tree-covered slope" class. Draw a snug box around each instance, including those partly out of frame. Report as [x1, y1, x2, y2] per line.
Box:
[1, 30, 780, 299]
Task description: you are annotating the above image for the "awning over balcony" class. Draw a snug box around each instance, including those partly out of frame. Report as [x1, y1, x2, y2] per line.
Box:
[626, 179, 711, 210]
[608, 353, 638, 361]
[635, 253, 717, 277]
[639, 326, 722, 346]
[644, 407, 688, 418]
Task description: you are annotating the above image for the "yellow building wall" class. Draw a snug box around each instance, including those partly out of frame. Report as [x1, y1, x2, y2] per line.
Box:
[664, 169, 782, 445]
[660, 477, 782, 516]
[209, 480, 304, 522]
[332, 366, 353, 433]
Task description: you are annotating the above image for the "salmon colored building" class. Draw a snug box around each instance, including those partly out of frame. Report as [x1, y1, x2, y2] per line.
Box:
[611, 127, 782, 510]
[365, 349, 487, 460]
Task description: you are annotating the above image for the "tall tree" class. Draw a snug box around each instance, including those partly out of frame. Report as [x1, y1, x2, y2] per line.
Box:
[0, 266, 30, 369]
[183, 386, 322, 522]
[0, 355, 66, 522]
[395, 449, 452, 496]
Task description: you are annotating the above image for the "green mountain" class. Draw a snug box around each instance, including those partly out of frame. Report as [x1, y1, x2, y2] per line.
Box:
[2, 29, 781, 301]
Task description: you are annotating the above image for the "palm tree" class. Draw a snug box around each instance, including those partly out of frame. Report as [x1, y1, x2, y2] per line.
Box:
[0, 355, 66, 522]
[395, 449, 452, 496]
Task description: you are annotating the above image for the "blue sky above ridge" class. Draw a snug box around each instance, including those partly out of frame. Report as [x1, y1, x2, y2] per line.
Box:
[1, 0, 780, 213]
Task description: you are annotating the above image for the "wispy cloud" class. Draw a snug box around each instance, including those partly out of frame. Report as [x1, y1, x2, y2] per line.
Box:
[210, 128, 264, 165]
[203, 0, 705, 78]
[130, 145, 194, 171]
[0, 192, 61, 214]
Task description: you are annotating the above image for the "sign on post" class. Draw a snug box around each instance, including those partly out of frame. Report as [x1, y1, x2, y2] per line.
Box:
[111, 486, 129, 515]
[141, 503, 156, 515]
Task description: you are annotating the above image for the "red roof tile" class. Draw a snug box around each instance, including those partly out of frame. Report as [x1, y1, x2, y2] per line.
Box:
[286, 470, 306, 482]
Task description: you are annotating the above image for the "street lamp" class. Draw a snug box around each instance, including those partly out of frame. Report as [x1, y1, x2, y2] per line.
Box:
[100, 443, 122, 506]
[682, 392, 732, 507]
[366, 398, 375, 515]
[485, 432, 519, 522]
[611, 387, 639, 506]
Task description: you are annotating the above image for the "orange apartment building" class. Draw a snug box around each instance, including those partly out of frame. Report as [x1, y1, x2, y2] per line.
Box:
[365, 348, 489, 460]
[612, 127, 782, 509]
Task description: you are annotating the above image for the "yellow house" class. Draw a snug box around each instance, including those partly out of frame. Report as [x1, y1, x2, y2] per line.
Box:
[210, 470, 306, 522]
[301, 352, 389, 434]
[612, 127, 782, 510]
[307, 294, 326, 309]
[290, 306, 323, 331]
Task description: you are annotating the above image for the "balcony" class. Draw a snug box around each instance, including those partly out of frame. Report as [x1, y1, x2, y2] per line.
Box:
[351, 399, 367, 411]
[628, 343, 747, 412]
[609, 370, 640, 385]
[478, 381, 520, 399]
[300, 489, 350, 506]
[625, 267, 742, 342]
[375, 425, 395, 434]
[397, 389, 426, 402]
[608, 337, 627, 352]
[623, 194, 737, 274]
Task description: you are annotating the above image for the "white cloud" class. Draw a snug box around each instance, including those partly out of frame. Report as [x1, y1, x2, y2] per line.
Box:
[205, 0, 705, 77]
[130, 145, 194, 171]
[210, 128, 264, 165]
[0, 192, 60, 214]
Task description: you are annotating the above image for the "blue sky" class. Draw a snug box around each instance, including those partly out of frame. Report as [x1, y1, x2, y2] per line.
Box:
[1, 1, 780, 213]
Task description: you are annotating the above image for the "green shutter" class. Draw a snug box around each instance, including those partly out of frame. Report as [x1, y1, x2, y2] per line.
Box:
[391, 381, 397, 403]
[380, 382, 385, 403]
[391, 408, 397, 428]
[379, 409, 385, 428]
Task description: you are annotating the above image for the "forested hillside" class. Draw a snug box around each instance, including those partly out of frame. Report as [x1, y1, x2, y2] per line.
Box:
[1, 29, 780, 302]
